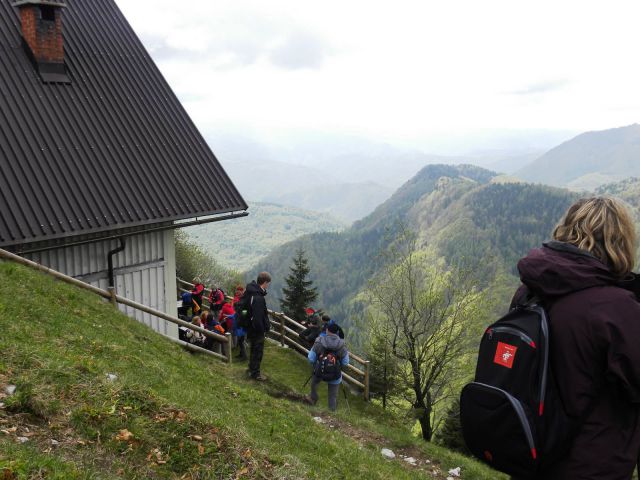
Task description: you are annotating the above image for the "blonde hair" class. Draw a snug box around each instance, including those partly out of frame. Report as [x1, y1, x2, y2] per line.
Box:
[552, 196, 636, 277]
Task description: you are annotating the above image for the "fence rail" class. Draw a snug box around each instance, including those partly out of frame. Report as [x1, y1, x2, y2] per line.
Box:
[177, 278, 370, 399]
[0, 248, 233, 364]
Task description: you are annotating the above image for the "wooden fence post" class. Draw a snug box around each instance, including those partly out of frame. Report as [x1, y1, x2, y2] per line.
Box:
[279, 314, 285, 347]
[107, 286, 118, 308]
[225, 332, 233, 364]
[364, 360, 370, 401]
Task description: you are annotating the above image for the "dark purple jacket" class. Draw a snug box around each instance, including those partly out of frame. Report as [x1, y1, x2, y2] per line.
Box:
[514, 241, 640, 480]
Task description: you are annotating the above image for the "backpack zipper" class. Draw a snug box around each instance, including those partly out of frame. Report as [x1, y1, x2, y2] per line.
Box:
[487, 326, 536, 348]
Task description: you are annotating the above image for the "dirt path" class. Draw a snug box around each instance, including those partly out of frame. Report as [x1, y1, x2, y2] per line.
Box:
[310, 413, 461, 479]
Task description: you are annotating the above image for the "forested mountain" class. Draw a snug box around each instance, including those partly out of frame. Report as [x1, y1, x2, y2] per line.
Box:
[516, 124, 640, 189]
[596, 177, 640, 211]
[250, 164, 577, 330]
[184, 202, 345, 271]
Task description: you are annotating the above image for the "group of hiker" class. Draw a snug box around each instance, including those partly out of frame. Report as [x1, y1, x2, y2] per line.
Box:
[177, 271, 349, 411]
[178, 281, 248, 359]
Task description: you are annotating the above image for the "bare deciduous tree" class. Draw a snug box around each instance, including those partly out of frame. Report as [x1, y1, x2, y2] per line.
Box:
[368, 227, 484, 441]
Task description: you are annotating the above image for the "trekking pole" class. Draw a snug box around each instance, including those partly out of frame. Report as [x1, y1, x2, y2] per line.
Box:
[302, 373, 313, 388]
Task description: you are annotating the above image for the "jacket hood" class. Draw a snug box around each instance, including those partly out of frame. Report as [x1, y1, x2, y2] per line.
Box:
[245, 280, 267, 297]
[319, 334, 345, 351]
[517, 241, 616, 298]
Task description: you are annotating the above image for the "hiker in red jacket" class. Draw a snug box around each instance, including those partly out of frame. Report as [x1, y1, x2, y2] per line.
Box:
[512, 197, 640, 479]
[219, 297, 235, 332]
[232, 284, 247, 360]
[208, 285, 225, 316]
[191, 278, 205, 315]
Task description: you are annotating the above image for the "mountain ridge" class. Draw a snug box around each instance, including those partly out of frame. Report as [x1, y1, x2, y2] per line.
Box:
[516, 124, 640, 188]
[250, 163, 580, 332]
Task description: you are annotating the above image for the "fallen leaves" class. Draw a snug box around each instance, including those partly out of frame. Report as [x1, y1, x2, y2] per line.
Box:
[234, 467, 249, 479]
[115, 429, 134, 442]
[153, 409, 187, 423]
[146, 447, 167, 464]
[2, 468, 17, 480]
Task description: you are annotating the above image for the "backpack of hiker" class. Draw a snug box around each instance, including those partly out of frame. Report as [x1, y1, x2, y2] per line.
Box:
[234, 290, 254, 330]
[179, 291, 192, 314]
[313, 347, 342, 382]
[459, 298, 574, 479]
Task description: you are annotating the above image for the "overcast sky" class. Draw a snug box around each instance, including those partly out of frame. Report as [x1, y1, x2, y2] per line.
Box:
[115, 0, 640, 154]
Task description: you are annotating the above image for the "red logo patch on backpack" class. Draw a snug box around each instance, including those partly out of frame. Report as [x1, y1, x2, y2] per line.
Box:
[493, 342, 517, 369]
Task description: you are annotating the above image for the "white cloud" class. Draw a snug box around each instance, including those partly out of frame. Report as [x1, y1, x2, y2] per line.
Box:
[115, 0, 640, 152]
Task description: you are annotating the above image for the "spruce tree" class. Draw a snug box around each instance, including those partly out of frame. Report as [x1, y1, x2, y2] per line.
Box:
[281, 248, 318, 322]
[436, 396, 470, 454]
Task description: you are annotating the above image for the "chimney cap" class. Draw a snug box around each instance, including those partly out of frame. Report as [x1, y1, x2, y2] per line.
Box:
[12, 0, 67, 7]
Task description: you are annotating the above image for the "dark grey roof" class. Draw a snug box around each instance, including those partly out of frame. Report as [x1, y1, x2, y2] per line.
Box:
[0, 0, 247, 247]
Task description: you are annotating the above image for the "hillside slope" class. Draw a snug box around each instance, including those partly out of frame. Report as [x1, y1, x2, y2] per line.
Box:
[516, 124, 640, 189]
[0, 261, 502, 479]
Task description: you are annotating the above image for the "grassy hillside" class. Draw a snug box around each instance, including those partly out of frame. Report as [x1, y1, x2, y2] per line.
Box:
[184, 202, 345, 272]
[0, 261, 503, 479]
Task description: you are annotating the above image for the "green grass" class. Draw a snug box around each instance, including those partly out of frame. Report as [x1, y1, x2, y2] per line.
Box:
[0, 261, 504, 479]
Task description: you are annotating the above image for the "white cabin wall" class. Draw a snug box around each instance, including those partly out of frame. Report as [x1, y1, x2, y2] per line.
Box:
[163, 229, 178, 338]
[24, 231, 177, 338]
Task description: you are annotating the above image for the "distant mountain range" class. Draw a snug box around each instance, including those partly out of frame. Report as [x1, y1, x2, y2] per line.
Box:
[270, 181, 394, 223]
[212, 124, 640, 224]
[516, 124, 640, 189]
[250, 163, 640, 333]
[249, 164, 580, 331]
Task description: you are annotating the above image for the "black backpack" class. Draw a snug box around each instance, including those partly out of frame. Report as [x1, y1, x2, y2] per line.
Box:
[235, 292, 254, 330]
[460, 301, 573, 479]
[313, 348, 341, 382]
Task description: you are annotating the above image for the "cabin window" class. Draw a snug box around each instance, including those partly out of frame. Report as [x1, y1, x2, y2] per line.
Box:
[40, 5, 56, 22]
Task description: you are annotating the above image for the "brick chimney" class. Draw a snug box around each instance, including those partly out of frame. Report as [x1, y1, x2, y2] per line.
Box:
[12, 0, 70, 83]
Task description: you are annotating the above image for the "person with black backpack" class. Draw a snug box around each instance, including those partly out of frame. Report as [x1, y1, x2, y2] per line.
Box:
[306, 323, 349, 411]
[239, 272, 271, 381]
[461, 197, 640, 480]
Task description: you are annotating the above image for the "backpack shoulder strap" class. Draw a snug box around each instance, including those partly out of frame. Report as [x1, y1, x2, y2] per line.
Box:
[511, 286, 546, 311]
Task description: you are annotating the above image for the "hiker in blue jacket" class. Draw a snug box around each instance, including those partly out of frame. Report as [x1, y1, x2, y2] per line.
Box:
[306, 323, 349, 411]
[319, 314, 345, 339]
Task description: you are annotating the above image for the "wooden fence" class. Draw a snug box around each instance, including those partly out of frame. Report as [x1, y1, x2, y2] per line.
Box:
[177, 279, 370, 400]
[0, 248, 233, 364]
[0, 248, 370, 399]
